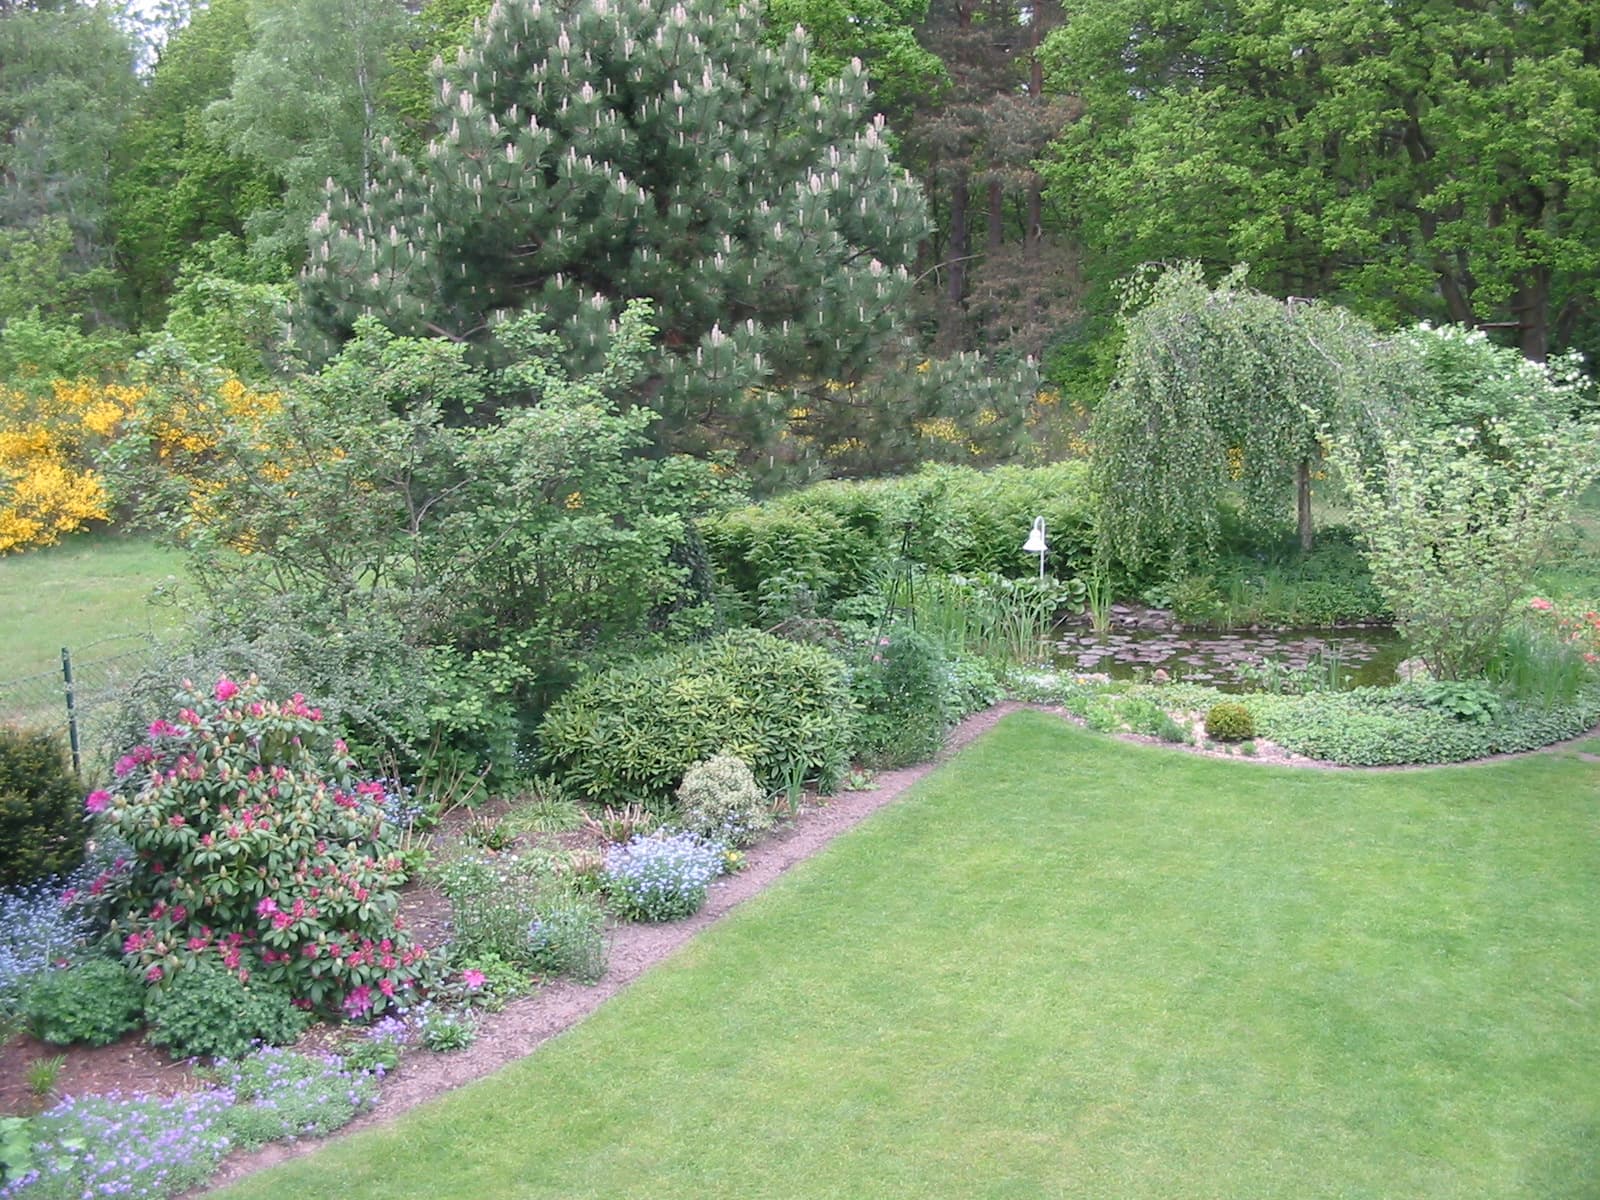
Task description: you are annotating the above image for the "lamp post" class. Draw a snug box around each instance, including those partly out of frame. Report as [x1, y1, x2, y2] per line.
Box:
[1023, 516, 1047, 580]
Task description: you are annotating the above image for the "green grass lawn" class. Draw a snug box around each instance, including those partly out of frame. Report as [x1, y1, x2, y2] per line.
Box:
[216, 712, 1600, 1199]
[0, 534, 187, 728]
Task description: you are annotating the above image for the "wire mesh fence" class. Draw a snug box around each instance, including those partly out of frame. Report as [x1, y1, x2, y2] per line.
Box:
[0, 634, 158, 775]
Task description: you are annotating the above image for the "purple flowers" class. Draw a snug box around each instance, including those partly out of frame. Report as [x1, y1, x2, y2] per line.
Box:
[604, 830, 727, 922]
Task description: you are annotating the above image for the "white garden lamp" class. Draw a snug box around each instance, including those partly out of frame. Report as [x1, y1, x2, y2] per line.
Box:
[1023, 516, 1048, 579]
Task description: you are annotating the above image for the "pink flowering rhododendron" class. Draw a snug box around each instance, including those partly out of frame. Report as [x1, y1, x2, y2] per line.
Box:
[90, 675, 432, 1017]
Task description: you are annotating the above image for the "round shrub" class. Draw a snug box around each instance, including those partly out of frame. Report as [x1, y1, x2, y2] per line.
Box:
[538, 630, 853, 807]
[604, 830, 725, 922]
[23, 958, 144, 1046]
[850, 625, 949, 767]
[0, 728, 88, 888]
[94, 676, 429, 1018]
[144, 961, 310, 1061]
[1204, 701, 1256, 742]
[675, 753, 772, 848]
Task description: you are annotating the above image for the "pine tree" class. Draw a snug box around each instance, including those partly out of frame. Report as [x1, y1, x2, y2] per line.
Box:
[296, 0, 961, 463]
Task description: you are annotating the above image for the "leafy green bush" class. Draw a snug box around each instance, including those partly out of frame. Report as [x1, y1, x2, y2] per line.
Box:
[1204, 702, 1255, 742]
[850, 625, 950, 767]
[23, 958, 144, 1046]
[945, 655, 1005, 718]
[704, 462, 1095, 616]
[0, 728, 88, 888]
[676, 754, 773, 848]
[144, 961, 309, 1061]
[538, 629, 853, 806]
[95, 676, 428, 1018]
[524, 896, 607, 983]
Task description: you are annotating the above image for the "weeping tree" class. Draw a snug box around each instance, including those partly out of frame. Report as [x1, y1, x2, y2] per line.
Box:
[1091, 264, 1390, 574]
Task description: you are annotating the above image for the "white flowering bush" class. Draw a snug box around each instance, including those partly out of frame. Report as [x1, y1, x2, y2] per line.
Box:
[603, 831, 726, 923]
[675, 754, 772, 848]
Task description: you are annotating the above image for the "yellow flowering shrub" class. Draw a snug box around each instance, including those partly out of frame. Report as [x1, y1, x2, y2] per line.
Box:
[0, 373, 280, 553]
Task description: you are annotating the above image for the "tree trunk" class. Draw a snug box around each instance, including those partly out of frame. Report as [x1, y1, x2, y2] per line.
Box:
[1297, 457, 1314, 553]
[942, 170, 970, 350]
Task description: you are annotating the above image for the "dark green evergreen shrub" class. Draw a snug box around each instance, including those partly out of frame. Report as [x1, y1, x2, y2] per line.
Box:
[23, 959, 144, 1047]
[537, 630, 853, 807]
[850, 626, 950, 767]
[144, 962, 310, 1061]
[0, 728, 88, 888]
[1204, 701, 1256, 742]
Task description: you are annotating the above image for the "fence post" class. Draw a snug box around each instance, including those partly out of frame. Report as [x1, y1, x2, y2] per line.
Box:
[61, 646, 81, 779]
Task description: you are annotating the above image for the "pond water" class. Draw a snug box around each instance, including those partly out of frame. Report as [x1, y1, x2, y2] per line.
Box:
[1052, 613, 1406, 692]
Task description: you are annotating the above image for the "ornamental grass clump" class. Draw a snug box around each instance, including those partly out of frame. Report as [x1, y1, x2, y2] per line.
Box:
[93, 676, 429, 1019]
[604, 830, 726, 923]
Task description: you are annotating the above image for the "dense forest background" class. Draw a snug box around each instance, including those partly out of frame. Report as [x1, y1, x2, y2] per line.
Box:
[3, 0, 1596, 446]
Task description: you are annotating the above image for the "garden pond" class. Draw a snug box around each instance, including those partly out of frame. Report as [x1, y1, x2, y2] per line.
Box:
[1052, 606, 1406, 691]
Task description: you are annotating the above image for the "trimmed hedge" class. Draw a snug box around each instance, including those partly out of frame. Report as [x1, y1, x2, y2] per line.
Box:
[704, 462, 1094, 617]
[537, 630, 854, 807]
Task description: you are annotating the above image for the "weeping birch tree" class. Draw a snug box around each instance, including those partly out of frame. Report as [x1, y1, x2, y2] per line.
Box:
[1091, 263, 1391, 575]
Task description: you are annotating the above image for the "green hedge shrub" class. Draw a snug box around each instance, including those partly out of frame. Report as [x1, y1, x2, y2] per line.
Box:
[704, 463, 1094, 617]
[1204, 702, 1255, 742]
[850, 626, 950, 767]
[144, 962, 309, 1061]
[23, 959, 145, 1047]
[537, 630, 853, 807]
[0, 728, 88, 888]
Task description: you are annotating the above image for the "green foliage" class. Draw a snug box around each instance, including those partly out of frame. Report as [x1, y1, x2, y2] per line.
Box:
[1415, 681, 1502, 727]
[1327, 325, 1600, 679]
[0, 1115, 31, 1186]
[208, 0, 410, 266]
[1203, 702, 1255, 743]
[538, 630, 854, 807]
[704, 462, 1096, 616]
[0, 728, 87, 888]
[849, 625, 949, 767]
[0, 6, 140, 328]
[428, 847, 606, 981]
[214, 1046, 381, 1148]
[22, 958, 144, 1047]
[144, 960, 310, 1061]
[1091, 263, 1392, 574]
[117, 304, 725, 771]
[523, 897, 607, 984]
[97, 677, 427, 1018]
[297, 0, 993, 471]
[944, 655, 1005, 719]
[1244, 685, 1600, 767]
[418, 1007, 477, 1051]
[676, 754, 774, 849]
[1042, 1, 1600, 364]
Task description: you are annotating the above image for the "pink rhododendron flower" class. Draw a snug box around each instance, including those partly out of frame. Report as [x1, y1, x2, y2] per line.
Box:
[1529, 596, 1555, 611]
[85, 790, 111, 813]
[462, 969, 487, 990]
[215, 677, 240, 702]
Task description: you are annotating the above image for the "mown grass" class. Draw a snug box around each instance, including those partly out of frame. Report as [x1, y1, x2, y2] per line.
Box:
[0, 535, 186, 682]
[217, 712, 1600, 1199]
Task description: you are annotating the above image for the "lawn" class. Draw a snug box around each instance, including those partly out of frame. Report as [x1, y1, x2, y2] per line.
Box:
[215, 711, 1600, 1199]
[0, 534, 186, 727]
